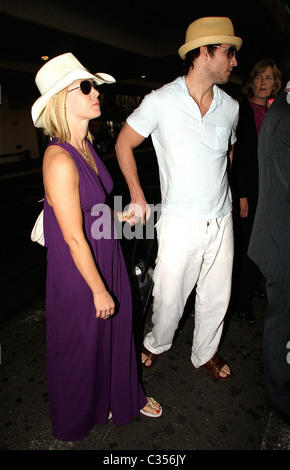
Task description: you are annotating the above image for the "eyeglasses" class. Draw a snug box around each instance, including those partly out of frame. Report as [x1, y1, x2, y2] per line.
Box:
[213, 45, 237, 59]
[67, 80, 98, 95]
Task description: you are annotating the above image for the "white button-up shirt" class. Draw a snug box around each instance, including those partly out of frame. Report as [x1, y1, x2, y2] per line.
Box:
[127, 76, 239, 219]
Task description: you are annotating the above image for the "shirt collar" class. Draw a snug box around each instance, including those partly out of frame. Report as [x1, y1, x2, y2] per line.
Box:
[179, 76, 222, 106]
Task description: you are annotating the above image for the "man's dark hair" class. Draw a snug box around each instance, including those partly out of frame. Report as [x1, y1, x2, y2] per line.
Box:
[183, 45, 217, 74]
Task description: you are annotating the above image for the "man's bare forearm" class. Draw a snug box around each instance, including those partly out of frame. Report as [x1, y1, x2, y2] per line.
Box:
[115, 123, 149, 221]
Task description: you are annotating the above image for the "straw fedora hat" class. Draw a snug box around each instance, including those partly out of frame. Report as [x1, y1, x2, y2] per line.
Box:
[178, 17, 242, 59]
[31, 52, 115, 127]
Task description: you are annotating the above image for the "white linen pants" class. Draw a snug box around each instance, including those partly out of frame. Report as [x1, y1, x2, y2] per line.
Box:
[143, 211, 234, 368]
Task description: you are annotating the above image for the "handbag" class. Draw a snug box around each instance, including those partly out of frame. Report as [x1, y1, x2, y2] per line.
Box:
[31, 200, 45, 246]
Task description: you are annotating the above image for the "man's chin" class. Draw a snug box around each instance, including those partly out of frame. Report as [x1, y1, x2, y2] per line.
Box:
[216, 78, 229, 85]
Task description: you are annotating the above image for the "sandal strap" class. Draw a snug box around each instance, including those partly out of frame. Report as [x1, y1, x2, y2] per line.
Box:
[203, 354, 231, 380]
[142, 345, 158, 370]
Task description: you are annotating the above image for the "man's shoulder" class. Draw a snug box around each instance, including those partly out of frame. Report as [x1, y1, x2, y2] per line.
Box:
[153, 76, 185, 97]
[215, 85, 239, 109]
[268, 90, 290, 118]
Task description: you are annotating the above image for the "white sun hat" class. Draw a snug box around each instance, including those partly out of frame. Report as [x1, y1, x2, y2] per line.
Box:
[31, 52, 115, 127]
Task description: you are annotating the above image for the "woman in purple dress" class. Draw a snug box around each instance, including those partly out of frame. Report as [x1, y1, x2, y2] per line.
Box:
[31, 53, 162, 442]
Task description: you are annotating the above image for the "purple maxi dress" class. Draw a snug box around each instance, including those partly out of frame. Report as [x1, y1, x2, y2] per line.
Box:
[43, 138, 147, 441]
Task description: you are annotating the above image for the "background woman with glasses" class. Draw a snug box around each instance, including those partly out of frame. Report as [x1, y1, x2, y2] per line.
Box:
[31, 53, 162, 442]
[231, 58, 282, 324]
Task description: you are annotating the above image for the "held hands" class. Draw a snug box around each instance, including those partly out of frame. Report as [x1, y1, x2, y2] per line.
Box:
[117, 210, 136, 225]
[116, 200, 151, 226]
[93, 288, 115, 320]
[127, 199, 151, 225]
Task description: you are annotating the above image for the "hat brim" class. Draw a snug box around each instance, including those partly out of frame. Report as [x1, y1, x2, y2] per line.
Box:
[178, 35, 243, 59]
[32, 70, 115, 128]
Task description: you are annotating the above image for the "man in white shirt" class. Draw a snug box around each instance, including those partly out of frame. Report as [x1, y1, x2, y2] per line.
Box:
[116, 17, 242, 380]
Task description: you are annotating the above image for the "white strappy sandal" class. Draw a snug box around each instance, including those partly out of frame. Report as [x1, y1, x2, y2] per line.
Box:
[140, 397, 162, 418]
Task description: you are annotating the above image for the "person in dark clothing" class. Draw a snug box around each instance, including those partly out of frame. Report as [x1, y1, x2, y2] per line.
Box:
[88, 118, 115, 160]
[231, 59, 281, 323]
[248, 54, 290, 426]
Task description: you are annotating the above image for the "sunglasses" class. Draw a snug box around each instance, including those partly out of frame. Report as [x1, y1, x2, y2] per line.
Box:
[213, 45, 237, 59]
[67, 80, 98, 95]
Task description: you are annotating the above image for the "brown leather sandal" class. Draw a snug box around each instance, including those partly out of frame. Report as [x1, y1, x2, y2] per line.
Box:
[142, 345, 158, 370]
[203, 354, 232, 381]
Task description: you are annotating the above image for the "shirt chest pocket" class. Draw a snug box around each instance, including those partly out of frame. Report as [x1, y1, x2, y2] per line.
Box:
[215, 125, 232, 151]
[205, 124, 232, 151]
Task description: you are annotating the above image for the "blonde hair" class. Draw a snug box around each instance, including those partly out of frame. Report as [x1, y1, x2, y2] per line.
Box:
[40, 86, 92, 144]
[41, 88, 70, 143]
